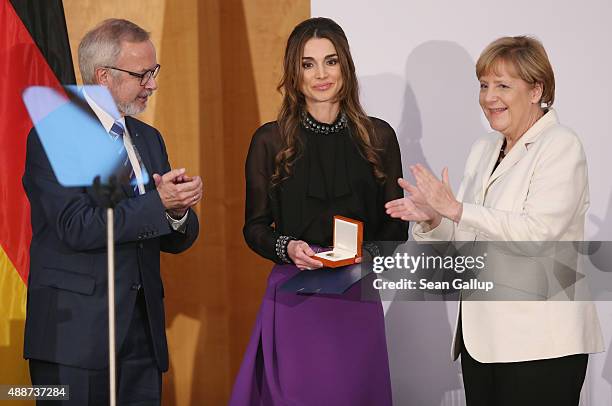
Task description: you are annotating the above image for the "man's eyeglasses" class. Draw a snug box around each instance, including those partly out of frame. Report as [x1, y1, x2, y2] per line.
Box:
[104, 64, 161, 86]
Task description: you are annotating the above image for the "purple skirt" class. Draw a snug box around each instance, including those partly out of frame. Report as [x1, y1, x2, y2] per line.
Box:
[228, 264, 393, 406]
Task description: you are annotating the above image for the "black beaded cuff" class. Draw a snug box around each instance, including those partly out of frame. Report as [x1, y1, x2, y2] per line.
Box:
[363, 242, 381, 259]
[275, 235, 295, 264]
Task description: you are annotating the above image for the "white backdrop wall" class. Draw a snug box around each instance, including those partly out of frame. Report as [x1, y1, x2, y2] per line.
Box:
[311, 1, 612, 405]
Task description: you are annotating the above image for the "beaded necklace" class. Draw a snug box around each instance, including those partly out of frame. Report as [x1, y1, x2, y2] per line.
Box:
[300, 111, 348, 135]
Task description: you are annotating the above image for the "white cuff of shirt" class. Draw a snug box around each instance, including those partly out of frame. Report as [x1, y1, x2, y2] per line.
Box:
[166, 211, 189, 233]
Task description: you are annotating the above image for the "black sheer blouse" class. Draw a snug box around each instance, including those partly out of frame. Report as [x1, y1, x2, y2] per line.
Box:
[244, 115, 409, 263]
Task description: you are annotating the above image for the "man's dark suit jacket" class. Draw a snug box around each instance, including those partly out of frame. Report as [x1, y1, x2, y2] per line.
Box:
[22, 115, 199, 372]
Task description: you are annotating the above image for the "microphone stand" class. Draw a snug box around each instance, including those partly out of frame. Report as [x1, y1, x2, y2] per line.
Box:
[93, 175, 123, 406]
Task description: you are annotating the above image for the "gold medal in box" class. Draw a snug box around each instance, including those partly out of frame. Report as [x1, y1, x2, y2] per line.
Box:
[312, 215, 363, 268]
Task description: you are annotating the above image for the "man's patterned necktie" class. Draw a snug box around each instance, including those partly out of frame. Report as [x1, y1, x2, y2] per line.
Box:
[109, 120, 140, 195]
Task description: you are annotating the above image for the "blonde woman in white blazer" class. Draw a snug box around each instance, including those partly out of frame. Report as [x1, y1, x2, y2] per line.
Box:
[386, 36, 604, 406]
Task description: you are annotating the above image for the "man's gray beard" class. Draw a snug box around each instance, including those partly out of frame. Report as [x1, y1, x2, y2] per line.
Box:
[117, 100, 145, 116]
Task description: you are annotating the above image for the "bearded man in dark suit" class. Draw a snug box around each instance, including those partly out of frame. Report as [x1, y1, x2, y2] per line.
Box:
[23, 18, 202, 405]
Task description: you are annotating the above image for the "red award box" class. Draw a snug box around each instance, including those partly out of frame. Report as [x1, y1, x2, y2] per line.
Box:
[312, 215, 363, 268]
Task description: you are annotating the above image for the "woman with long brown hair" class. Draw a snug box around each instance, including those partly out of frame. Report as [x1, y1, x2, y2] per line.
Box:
[229, 17, 407, 405]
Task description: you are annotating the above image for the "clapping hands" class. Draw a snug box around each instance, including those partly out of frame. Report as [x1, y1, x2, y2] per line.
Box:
[154, 168, 203, 218]
[385, 164, 462, 225]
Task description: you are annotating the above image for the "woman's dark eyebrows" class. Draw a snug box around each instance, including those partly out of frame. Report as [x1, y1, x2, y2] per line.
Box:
[301, 54, 338, 60]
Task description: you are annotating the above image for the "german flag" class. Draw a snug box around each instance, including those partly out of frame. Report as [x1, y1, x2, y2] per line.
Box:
[0, 0, 75, 395]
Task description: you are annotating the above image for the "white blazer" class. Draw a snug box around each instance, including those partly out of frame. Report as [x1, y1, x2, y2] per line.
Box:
[413, 109, 604, 363]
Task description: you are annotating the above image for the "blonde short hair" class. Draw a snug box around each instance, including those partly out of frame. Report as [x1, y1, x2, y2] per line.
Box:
[476, 36, 555, 107]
